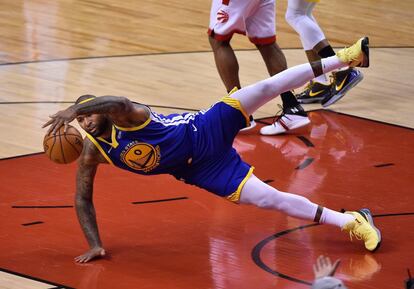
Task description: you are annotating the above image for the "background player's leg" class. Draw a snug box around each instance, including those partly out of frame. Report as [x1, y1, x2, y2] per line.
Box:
[285, 0, 326, 58]
[256, 42, 310, 135]
[256, 42, 303, 110]
[208, 36, 241, 92]
[285, 0, 332, 103]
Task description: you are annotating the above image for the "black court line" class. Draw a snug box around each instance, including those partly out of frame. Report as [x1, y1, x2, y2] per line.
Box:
[255, 119, 273, 125]
[22, 221, 44, 226]
[0, 101, 74, 105]
[132, 196, 188, 205]
[13, 205, 73, 209]
[374, 163, 395, 168]
[295, 157, 314, 170]
[252, 212, 414, 286]
[1, 46, 412, 67]
[251, 223, 320, 285]
[296, 136, 314, 147]
[0, 267, 74, 289]
[0, 100, 199, 112]
[372, 212, 414, 218]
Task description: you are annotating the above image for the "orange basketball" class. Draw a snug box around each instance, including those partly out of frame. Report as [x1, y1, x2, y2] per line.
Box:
[43, 125, 84, 164]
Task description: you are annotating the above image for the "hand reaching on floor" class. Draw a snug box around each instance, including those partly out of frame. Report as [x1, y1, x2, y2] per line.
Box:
[313, 255, 341, 279]
[75, 247, 106, 263]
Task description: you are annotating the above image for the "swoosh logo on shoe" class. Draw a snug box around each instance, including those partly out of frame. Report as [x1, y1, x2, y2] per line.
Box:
[336, 75, 348, 91]
[309, 90, 325, 97]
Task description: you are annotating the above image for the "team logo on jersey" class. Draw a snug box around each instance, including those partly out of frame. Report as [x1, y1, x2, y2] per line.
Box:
[217, 9, 229, 23]
[120, 141, 160, 172]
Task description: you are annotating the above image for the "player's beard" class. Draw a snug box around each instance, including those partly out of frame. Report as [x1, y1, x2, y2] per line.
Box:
[91, 116, 111, 137]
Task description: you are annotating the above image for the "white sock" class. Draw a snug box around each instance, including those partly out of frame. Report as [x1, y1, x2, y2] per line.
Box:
[313, 74, 329, 84]
[321, 56, 346, 74]
[320, 207, 355, 228]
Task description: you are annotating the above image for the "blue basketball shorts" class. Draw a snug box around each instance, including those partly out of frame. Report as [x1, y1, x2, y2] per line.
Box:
[176, 96, 254, 201]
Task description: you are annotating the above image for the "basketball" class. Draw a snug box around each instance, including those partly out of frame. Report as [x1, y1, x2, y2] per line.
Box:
[43, 125, 84, 164]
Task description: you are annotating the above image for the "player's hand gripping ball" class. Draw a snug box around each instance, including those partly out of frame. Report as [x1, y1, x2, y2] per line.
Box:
[43, 125, 84, 164]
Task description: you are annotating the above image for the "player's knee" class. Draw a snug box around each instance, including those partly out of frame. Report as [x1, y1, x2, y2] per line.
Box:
[285, 10, 297, 28]
[257, 80, 277, 98]
[285, 10, 305, 30]
[208, 35, 230, 50]
[254, 191, 279, 209]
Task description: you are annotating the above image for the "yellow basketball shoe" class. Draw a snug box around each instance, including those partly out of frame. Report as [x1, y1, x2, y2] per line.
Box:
[336, 37, 369, 67]
[342, 208, 381, 252]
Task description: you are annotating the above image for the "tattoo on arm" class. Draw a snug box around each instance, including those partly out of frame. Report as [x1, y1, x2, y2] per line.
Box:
[75, 141, 103, 248]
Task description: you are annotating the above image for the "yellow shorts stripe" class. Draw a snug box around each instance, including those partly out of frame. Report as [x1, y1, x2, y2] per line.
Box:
[221, 88, 250, 127]
[226, 166, 255, 202]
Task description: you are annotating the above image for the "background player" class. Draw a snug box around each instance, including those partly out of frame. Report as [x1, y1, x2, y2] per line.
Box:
[284, 0, 363, 106]
[208, 0, 310, 135]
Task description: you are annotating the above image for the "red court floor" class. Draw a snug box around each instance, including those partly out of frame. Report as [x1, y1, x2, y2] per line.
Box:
[0, 110, 413, 289]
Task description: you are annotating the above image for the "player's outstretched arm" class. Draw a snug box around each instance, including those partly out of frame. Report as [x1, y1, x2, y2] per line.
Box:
[74, 139, 106, 263]
[43, 95, 149, 134]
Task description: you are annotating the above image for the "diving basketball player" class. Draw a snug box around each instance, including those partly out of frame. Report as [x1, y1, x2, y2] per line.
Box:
[43, 38, 380, 263]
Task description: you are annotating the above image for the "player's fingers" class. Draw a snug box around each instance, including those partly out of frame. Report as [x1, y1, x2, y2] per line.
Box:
[316, 255, 324, 267]
[51, 120, 64, 135]
[76, 255, 88, 263]
[47, 123, 56, 135]
[42, 118, 55, 128]
[321, 255, 329, 267]
[330, 259, 341, 276]
[64, 122, 69, 133]
[325, 256, 332, 267]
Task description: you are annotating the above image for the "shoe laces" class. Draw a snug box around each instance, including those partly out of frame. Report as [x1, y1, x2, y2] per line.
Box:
[302, 81, 315, 92]
[271, 104, 289, 126]
[329, 73, 336, 83]
[341, 42, 361, 62]
[348, 220, 370, 242]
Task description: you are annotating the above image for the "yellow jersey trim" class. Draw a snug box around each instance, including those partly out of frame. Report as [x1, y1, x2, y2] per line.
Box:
[114, 117, 151, 131]
[97, 126, 119, 148]
[85, 133, 114, 165]
[226, 166, 255, 202]
[78, 97, 95, 104]
[221, 88, 250, 127]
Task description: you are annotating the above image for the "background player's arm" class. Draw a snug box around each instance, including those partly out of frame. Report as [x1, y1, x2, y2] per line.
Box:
[43, 95, 150, 133]
[74, 138, 107, 263]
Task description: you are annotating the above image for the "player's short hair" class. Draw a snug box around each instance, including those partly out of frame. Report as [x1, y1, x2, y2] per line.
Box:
[75, 94, 96, 105]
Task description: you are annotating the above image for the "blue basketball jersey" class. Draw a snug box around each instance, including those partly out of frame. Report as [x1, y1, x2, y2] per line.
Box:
[86, 110, 197, 175]
[86, 97, 254, 200]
